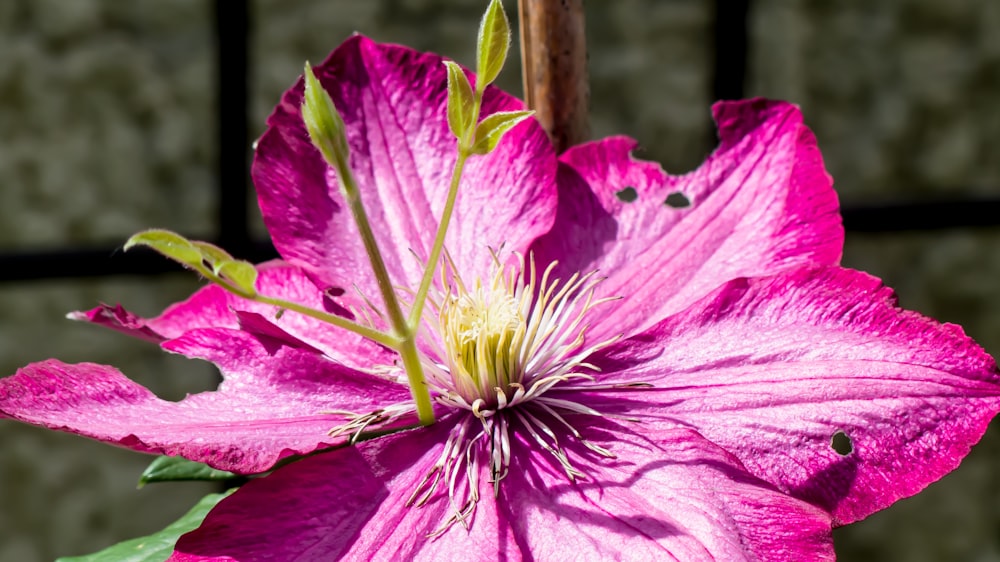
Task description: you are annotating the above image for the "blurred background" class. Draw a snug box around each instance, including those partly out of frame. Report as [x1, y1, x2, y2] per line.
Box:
[1, 1, 999, 560]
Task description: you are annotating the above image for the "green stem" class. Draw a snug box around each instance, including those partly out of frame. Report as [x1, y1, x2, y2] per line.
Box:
[254, 295, 401, 349]
[199, 251, 435, 424]
[398, 336, 436, 425]
[200, 249, 435, 423]
[193, 262, 402, 350]
[408, 90, 483, 328]
[334, 158, 438, 425]
[407, 150, 470, 327]
[337, 173, 409, 337]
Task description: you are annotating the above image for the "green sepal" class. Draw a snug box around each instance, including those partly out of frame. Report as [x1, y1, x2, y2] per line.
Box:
[124, 229, 203, 269]
[475, 0, 510, 91]
[302, 62, 350, 170]
[214, 260, 258, 297]
[444, 61, 476, 140]
[55, 490, 234, 562]
[470, 110, 534, 155]
[138, 456, 238, 488]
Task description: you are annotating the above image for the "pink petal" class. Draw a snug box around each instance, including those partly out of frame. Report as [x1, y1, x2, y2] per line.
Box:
[0, 328, 412, 473]
[532, 99, 843, 340]
[71, 261, 393, 371]
[171, 421, 499, 561]
[500, 425, 834, 560]
[69, 303, 167, 343]
[172, 419, 833, 560]
[253, 35, 557, 304]
[585, 266, 1000, 524]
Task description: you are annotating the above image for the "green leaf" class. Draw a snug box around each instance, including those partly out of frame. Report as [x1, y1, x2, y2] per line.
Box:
[190, 241, 233, 268]
[215, 260, 258, 297]
[301, 62, 349, 168]
[476, 0, 511, 91]
[444, 61, 475, 140]
[124, 229, 203, 269]
[470, 110, 534, 155]
[56, 490, 234, 562]
[138, 456, 237, 487]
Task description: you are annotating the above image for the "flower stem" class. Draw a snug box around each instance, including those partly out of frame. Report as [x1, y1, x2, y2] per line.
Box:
[253, 295, 401, 349]
[202, 260, 435, 423]
[189, 262, 403, 351]
[407, 147, 470, 328]
[408, 91, 482, 329]
[333, 148, 438, 425]
[302, 65, 437, 425]
[397, 336, 436, 425]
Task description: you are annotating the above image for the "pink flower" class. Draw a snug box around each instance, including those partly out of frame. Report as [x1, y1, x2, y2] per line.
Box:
[4, 35, 1000, 560]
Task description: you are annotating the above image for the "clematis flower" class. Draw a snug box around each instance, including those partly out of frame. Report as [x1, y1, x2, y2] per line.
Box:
[3, 34, 1000, 561]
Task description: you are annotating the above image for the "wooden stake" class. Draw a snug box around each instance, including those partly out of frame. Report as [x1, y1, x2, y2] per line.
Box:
[518, 0, 590, 153]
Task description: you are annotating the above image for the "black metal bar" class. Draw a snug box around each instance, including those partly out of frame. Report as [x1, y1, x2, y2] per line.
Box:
[711, 0, 749, 101]
[0, 240, 279, 283]
[214, 0, 252, 257]
[841, 200, 1000, 233]
[3, 197, 1000, 282]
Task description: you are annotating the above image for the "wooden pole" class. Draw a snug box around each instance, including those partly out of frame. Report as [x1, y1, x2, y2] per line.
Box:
[518, 0, 590, 153]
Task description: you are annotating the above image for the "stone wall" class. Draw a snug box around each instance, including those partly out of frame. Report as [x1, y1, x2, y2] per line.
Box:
[1, 1, 998, 560]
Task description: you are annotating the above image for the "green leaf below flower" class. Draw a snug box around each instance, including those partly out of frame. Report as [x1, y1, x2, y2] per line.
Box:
[55, 490, 234, 562]
[138, 456, 238, 487]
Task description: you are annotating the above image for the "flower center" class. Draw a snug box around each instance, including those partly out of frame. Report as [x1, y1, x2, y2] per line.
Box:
[328, 251, 630, 537]
[420, 252, 617, 419]
[439, 265, 525, 407]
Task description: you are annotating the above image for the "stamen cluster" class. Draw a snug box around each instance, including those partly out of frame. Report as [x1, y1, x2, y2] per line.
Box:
[400, 253, 621, 533]
[422, 253, 617, 418]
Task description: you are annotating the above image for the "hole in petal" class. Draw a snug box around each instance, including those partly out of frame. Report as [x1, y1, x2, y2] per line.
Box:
[831, 430, 853, 455]
[322, 286, 354, 319]
[614, 187, 638, 203]
[663, 192, 690, 208]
